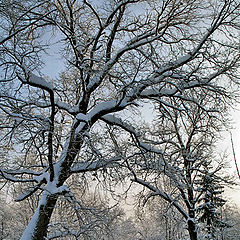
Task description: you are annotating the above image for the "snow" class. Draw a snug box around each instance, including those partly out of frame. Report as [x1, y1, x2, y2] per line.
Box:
[20, 193, 48, 240]
[101, 114, 164, 155]
[76, 113, 89, 122]
[74, 99, 130, 136]
[28, 72, 53, 90]
[20, 208, 39, 239]
[70, 156, 121, 173]
[55, 97, 78, 114]
[88, 99, 126, 119]
[74, 122, 86, 136]
[54, 136, 71, 169]
[19, 171, 70, 239]
[45, 180, 69, 195]
[4, 169, 41, 176]
[187, 217, 196, 223]
[174, 54, 191, 65]
[33, 171, 49, 183]
[0, 169, 36, 183]
[71, 161, 99, 173]
[101, 114, 140, 137]
[139, 142, 163, 154]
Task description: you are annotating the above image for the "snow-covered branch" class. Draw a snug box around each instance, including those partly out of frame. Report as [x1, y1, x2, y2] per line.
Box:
[0, 169, 38, 183]
[133, 177, 189, 219]
[70, 156, 122, 174]
[1, 0, 239, 239]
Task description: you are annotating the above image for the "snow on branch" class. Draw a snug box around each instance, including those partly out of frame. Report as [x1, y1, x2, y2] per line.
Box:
[15, 182, 44, 202]
[133, 177, 189, 219]
[3, 168, 42, 176]
[151, 6, 232, 81]
[70, 156, 122, 174]
[101, 114, 140, 137]
[55, 97, 79, 115]
[14, 172, 50, 202]
[15, 172, 70, 202]
[88, 98, 128, 120]
[74, 98, 130, 136]
[101, 114, 163, 155]
[27, 71, 53, 91]
[46, 229, 81, 240]
[18, 66, 54, 92]
[0, 168, 38, 183]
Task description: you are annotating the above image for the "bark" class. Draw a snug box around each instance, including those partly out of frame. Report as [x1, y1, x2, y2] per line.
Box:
[20, 132, 85, 239]
[188, 219, 198, 240]
[32, 195, 58, 240]
[20, 193, 58, 240]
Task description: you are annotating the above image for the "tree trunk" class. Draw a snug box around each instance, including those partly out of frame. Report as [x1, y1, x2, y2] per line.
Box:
[20, 137, 83, 239]
[20, 193, 58, 240]
[188, 219, 198, 240]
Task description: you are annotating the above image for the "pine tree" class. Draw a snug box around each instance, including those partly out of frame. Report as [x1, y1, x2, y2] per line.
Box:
[197, 163, 230, 239]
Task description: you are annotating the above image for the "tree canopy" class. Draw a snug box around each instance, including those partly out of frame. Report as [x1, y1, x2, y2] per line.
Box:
[0, 0, 240, 239]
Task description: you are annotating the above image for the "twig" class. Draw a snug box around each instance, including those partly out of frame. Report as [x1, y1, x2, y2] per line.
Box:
[230, 132, 240, 180]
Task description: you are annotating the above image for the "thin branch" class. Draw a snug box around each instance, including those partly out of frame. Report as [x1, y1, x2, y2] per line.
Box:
[230, 132, 240, 179]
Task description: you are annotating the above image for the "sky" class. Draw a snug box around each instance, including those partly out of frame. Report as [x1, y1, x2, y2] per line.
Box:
[224, 108, 240, 206]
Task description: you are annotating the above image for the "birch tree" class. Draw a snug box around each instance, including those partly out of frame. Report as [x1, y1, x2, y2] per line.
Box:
[0, 0, 240, 239]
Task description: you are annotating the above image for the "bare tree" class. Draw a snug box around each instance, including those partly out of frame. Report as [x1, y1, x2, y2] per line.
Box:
[0, 0, 240, 239]
[134, 192, 186, 240]
[125, 90, 235, 240]
[220, 204, 240, 240]
[0, 195, 26, 240]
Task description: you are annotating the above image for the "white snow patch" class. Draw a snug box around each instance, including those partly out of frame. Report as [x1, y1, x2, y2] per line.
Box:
[33, 172, 50, 183]
[55, 97, 78, 113]
[28, 71, 53, 90]
[45, 180, 69, 195]
[20, 193, 48, 240]
[76, 113, 89, 122]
